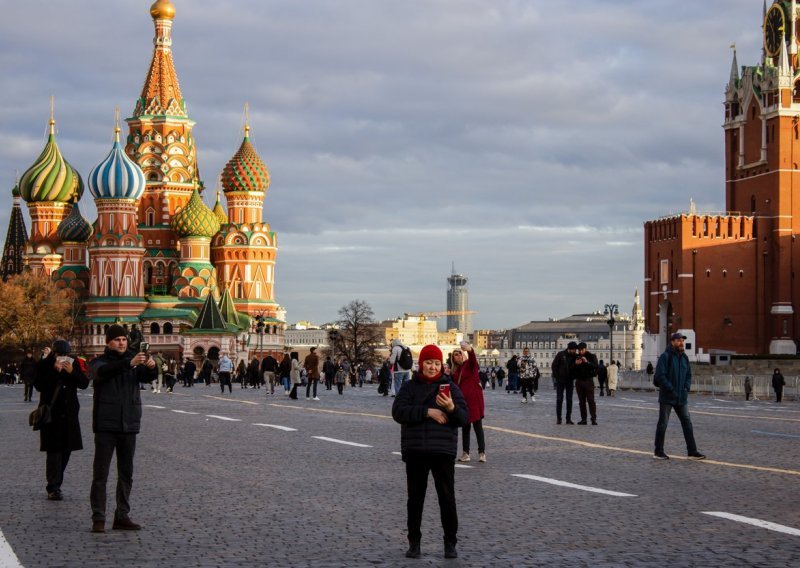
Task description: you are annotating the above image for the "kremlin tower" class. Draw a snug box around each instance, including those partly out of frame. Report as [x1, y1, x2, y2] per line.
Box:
[3, 0, 284, 360]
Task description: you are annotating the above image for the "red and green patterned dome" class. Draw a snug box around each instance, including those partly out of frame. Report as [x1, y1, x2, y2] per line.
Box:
[171, 188, 220, 238]
[221, 126, 270, 193]
[212, 190, 228, 225]
[19, 118, 84, 204]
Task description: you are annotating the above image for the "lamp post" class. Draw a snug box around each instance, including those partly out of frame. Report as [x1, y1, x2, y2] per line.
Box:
[328, 329, 339, 361]
[604, 304, 619, 364]
[255, 315, 265, 360]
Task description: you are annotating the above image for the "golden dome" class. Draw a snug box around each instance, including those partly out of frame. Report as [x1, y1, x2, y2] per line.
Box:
[150, 0, 176, 20]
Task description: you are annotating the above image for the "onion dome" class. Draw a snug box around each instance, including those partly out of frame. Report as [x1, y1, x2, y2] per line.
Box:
[88, 123, 146, 200]
[171, 188, 221, 238]
[11, 183, 20, 198]
[212, 190, 228, 225]
[221, 125, 270, 193]
[56, 201, 93, 243]
[150, 0, 176, 20]
[19, 118, 84, 204]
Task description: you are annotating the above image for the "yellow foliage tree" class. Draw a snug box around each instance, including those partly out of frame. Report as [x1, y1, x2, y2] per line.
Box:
[0, 272, 73, 354]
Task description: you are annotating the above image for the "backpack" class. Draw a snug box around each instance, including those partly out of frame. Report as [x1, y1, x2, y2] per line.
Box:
[397, 346, 413, 370]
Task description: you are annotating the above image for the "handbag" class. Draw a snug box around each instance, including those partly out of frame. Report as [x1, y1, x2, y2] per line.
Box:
[29, 378, 64, 431]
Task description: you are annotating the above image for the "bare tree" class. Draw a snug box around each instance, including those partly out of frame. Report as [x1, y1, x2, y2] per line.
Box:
[0, 272, 73, 355]
[332, 299, 384, 369]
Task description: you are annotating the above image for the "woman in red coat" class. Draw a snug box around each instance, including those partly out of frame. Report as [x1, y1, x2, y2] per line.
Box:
[451, 341, 486, 463]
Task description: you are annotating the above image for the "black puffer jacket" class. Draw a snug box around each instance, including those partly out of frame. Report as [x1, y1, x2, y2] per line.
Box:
[89, 348, 157, 434]
[34, 354, 89, 452]
[392, 373, 469, 461]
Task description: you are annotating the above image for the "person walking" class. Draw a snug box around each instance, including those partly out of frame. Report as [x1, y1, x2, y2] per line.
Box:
[505, 355, 519, 394]
[389, 339, 413, 396]
[247, 358, 260, 389]
[335, 359, 347, 395]
[261, 353, 279, 395]
[392, 344, 468, 559]
[607, 359, 619, 397]
[323, 356, 337, 391]
[597, 360, 608, 396]
[573, 342, 598, 425]
[278, 351, 291, 394]
[551, 342, 577, 424]
[288, 352, 301, 399]
[218, 352, 233, 393]
[519, 348, 536, 403]
[34, 340, 89, 501]
[21, 350, 37, 402]
[653, 332, 706, 461]
[183, 358, 196, 387]
[377, 359, 391, 396]
[304, 347, 321, 400]
[89, 324, 157, 533]
[772, 368, 786, 402]
[452, 342, 487, 463]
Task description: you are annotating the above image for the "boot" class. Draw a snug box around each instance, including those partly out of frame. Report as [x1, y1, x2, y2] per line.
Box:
[405, 540, 421, 559]
[444, 541, 458, 559]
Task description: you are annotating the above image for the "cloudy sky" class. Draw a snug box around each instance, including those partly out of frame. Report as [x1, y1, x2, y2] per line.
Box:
[0, 0, 765, 330]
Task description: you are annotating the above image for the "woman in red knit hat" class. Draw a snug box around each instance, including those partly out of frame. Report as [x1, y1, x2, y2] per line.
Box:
[392, 344, 468, 559]
[451, 341, 486, 463]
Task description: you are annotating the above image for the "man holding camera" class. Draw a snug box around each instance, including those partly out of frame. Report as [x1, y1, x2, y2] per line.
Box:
[88, 324, 157, 533]
[573, 342, 599, 425]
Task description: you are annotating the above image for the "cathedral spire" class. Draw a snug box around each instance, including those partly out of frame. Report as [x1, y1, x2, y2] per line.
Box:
[729, 43, 739, 85]
[134, 0, 185, 118]
[1, 179, 29, 281]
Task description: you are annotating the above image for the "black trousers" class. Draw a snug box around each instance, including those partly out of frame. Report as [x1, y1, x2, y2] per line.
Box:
[46, 450, 71, 493]
[654, 402, 697, 455]
[306, 379, 318, 398]
[219, 372, 232, 393]
[24, 383, 34, 401]
[520, 378, 535, 399]
[575, 378, 597, 422]
[775, 387, 783, 402]
[556, 380, 574, 421]
[337, 383, 344, 394]
[405, 456, 458, 545]
[462, 420, 485, 453]
[90, 432, 137, 521]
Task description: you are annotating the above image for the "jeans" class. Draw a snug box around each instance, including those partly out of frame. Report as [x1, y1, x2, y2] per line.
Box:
[575, 378, 596, 422]
[91, 432, 137, 521]
[556, 379, 574, 421]
[306, 379, 318, 398]
[393, 371, 411, 395]
[654, 402, 698, 455]
[462, 420, 485, 454]
[281, 376, 290, 392]
[405, 456, 458, 546]
[507, 373, 519, 392]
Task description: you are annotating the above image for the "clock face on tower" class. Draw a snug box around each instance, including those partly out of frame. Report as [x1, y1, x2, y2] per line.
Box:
[765, 4, 786, 57]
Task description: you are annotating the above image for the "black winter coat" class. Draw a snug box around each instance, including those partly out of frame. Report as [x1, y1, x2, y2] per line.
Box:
[21, 356, 37, 385]
[90, 348, 157, 434]
[34, 355, 89, 452]
[573, 352, 599, 381]
[392, 374, 469, 461]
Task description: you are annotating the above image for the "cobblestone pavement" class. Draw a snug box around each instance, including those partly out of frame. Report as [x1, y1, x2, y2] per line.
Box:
[1, 382, 798, 567]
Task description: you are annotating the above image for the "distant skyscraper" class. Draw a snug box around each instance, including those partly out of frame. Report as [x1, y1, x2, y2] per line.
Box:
[446, 264, 471, 334]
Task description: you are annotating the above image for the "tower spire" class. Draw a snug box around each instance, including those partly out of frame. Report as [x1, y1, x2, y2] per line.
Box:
[49, 95, 55, 135]
[729, 43, 739, 85]
[244, 102, 250, 138]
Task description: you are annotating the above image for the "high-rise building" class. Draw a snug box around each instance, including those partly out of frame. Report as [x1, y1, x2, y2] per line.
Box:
[643, 1, 800, 356]
[446, 265, 471, 334]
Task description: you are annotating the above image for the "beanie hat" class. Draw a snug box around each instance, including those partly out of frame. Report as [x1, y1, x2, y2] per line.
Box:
[52, 339, 71, 355]
[418, 344, 443, 367]
[106, 324, 128, 343]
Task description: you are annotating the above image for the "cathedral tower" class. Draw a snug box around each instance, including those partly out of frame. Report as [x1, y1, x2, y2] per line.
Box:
[126, 0, 197, 293]
[1, 182, 29, 281]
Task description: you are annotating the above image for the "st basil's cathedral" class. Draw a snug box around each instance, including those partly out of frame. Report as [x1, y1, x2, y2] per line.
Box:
[0, 0, 285, 361]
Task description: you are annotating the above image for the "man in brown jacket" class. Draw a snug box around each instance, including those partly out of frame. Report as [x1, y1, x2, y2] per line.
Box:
[304, 347, 321, 400]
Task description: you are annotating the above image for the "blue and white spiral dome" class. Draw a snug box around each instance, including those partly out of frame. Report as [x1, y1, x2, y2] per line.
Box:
[88, 127, 145, 200]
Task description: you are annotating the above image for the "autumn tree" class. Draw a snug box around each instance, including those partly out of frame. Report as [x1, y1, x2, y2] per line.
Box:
[331, 299, 385, 370]
[0, 272, 74, 354]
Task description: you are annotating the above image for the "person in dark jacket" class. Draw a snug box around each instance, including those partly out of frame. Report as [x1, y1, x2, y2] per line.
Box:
[653, 332, 706, 461]
[323, 356, 337, 391]
[21, 350, 37, 402]
[392, 344, 469, 560]
[278, 351, 292, 394]
[597, 360, 608, 396]
[573, 342, 599, 425]
[88, 324, 157, 533]
[34, 340, 89, 500]
[551, 342, 577, 424]
[772, 368, 786, 402]
[377, 359, 392, 396]
[505, 355, 519, 393]
[183, 358, 196, 387]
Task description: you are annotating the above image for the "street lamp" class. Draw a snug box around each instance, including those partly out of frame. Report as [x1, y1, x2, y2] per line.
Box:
[255, 315, 265, 360]
[328, 329, 339, 360]
[604, 304, 619, 365]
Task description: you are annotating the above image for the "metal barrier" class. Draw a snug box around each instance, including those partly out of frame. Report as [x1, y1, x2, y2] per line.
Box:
[618, 370, 798, 400]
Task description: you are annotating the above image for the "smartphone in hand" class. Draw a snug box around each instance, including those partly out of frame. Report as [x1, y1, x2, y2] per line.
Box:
[439, 384, 451, 397]
[140, 342, 150, 353]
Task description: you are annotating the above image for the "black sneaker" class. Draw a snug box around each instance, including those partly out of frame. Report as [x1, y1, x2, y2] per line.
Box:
[565, 420, 574, 425]
[556, 419, 562, 424]
[47, 490, 63, 501]
[653, 452, 669, 460]
[577, 420, 587, 425]
[688, 452, 706, 460]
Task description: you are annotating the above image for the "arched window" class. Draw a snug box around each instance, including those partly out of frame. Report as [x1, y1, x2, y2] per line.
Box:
[150, 322, 161, 335]
[163, 322, 173, 334]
